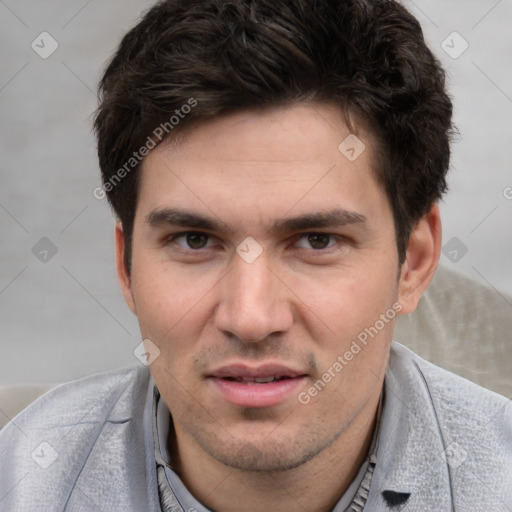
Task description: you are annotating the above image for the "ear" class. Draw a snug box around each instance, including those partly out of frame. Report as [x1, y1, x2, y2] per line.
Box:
[397, 204, 442, 314]
[115, 222, 136, 314]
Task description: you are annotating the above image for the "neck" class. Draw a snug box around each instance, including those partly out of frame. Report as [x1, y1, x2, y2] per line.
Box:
[169, 393, 381, 512]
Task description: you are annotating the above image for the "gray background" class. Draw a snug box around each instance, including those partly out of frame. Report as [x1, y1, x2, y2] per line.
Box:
[1, 0, 511, 385]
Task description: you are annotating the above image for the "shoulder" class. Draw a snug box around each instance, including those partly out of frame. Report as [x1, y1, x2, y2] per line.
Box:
[390, 342, 511, 426]
[0, 365, 156, 511]
[1, 365, 149, 433]
[388, 342, 512, 508]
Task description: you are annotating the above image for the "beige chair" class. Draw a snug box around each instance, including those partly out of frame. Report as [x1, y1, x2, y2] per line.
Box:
[395, 265, 512, 398]
[0, 384, 55, 429]
[1, 265, 511, 429]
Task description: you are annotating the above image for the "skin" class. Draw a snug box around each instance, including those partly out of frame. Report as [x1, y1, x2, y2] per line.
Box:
[116, 103, 441, 512]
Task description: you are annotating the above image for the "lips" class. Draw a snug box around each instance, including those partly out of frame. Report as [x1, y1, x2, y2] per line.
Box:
[207, 363, 307, 408]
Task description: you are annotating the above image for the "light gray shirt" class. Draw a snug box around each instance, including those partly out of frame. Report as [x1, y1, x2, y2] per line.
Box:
[1, 343, 511, 511]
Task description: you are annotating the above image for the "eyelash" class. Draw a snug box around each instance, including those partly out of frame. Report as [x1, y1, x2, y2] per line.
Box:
[165, 231, 343, 252]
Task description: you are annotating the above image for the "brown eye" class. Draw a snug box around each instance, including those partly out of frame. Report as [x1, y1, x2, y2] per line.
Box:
[307, 233, 332, 249]
[185, 232, 209, 249]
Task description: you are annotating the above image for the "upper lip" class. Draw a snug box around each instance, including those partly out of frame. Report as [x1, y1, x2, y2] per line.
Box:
[207, 363, 306, 380]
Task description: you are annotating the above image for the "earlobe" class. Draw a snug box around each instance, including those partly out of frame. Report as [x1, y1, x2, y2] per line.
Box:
[397, 204, 442, 314]
[115, 222, 137, 314]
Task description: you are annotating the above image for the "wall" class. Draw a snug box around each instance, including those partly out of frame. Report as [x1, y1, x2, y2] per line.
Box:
[1, 0, 511, 384]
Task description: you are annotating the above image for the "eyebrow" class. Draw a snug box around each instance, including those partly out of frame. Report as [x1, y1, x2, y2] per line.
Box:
[272, 209, 367, 233]
[147, 208, 222, 231]
[146, 208, 367, 233]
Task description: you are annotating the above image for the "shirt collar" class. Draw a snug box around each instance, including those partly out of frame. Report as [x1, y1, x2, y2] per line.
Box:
[365, 343, 454, 509]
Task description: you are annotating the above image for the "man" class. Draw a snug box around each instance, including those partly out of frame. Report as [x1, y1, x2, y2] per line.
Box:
[1, 0, 511, 510]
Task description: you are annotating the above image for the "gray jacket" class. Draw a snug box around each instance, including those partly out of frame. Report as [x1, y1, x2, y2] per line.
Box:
[1, 343, 511, 511]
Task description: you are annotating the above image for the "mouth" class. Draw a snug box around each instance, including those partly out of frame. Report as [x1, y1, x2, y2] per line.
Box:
[222, 375, 295, 383]
[207, 364, 308, 408]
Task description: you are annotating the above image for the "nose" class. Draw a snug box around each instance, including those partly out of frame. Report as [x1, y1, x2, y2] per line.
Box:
[214, 253, 293, 343]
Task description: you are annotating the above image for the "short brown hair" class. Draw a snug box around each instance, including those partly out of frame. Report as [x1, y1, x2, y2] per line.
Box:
[94, 0, 453, 271]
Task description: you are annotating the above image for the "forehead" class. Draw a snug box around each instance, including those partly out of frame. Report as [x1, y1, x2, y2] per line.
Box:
[137, 103, 389, 230]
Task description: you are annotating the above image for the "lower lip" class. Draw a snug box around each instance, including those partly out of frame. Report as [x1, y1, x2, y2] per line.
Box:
[209, 377, 306, 408]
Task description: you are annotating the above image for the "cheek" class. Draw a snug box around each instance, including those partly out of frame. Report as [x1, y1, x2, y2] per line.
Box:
[287, 266, 397, 335]
[129, 260, 215, 352]
[286, 266, 397, 388]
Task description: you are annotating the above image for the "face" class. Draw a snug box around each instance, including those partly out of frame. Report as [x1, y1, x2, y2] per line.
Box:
[117, 103, 428, 473]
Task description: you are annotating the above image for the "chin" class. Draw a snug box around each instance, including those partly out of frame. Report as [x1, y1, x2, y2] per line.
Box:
[195, 426, 341, 473]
